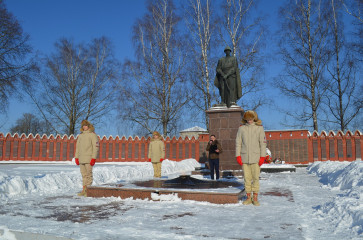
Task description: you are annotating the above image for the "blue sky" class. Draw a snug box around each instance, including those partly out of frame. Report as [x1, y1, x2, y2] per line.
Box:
[1, 0, 330, 136]
[2, 0, 149, 136]
[4, 0, 147, 63]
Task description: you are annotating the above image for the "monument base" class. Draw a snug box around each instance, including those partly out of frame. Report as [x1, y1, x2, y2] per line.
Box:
[87, 176, 245, 204]
[206, 105, 244, 170]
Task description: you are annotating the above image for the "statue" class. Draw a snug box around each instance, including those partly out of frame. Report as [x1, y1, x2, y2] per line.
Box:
[214, 46, 242, 108]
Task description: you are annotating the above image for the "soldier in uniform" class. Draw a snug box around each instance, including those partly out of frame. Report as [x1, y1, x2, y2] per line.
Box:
[74, 120, 99, 197]
[214, 46, 242, 107]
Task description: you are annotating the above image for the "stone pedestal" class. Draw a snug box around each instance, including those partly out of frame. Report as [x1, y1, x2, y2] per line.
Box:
[206, 105, 244, 170]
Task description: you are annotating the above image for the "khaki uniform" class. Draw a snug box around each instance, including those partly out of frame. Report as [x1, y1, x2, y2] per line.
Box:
[148, 138, 165, 178]
[236, 122, 266, 193]
[75, 124, 99, 186]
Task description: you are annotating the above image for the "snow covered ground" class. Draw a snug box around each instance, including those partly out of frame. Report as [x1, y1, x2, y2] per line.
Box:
[0, 159, 362, 240]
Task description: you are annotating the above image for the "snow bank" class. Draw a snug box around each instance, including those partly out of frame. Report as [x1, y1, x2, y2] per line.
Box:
[0, 170, 80, 198]
[308, 160, 363, 190]
[0, 159, 201, 199]
[0, 226, 16, 240]
[308, 160, 363, 235]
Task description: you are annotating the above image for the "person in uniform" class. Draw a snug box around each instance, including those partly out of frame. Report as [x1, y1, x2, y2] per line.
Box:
[74, 120, 99, 197]
[148, 131, 165, 178]
[235, 111, 266, 206]
[214, 46, 242, 107]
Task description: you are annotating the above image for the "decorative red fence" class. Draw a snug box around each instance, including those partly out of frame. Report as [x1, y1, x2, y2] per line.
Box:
[266, 130, 362, 164]
[0, 132, 210, 162]
[0, 130, 361, 163]
[308, 130, 362, 162]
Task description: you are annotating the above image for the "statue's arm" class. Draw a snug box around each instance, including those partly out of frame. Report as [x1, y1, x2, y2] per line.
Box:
[216, 59, 225, 77]
[225, 57, 238, 77]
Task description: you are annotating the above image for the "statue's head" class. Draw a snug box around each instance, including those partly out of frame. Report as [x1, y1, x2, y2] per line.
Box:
[224, 46, 232, 53]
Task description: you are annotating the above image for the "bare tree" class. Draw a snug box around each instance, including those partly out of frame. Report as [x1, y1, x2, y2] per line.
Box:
[28, 37, 119, 135]
[339, 0, 363, 62]
[183, 0, 219, 129]
[0, 1, 36, 111]
[120, 0, 188, 137]
[323, 0, 362, 131]
[10, 113, 51, 135]
[339, 0, 363, 23]
[218, 0, 266, 110]
[275, 0, 332, 131]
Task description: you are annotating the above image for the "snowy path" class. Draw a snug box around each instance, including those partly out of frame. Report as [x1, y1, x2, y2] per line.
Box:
[0, 160, 362, 240]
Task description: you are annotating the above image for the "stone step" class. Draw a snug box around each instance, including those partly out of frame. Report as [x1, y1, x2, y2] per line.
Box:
[87, 176, 245, 204]
[193, 164, 297, 176]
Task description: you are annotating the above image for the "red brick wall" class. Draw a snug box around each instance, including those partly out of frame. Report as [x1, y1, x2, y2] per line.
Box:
[266, 130, 310, 164]
[0, 130, 361, 163]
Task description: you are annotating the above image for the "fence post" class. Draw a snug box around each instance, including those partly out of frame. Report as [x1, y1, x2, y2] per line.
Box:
[173, 137, 178, 161]
[182, 137, 187, 160]
[33, 134, 39, 161]
[193, 136, 199, 162]
[27, 134, 33, 160]
[98, 136, 102, 162]
[311, 131, 319, 162]
[342, 132, 348, 161]
[121, 136, 126, 162]
[111, 136, 116, 162]
[307, 132, 314, 163]
[136, 136, 141, 162]
[15, 134, 21, 160]
[124, 137, 130, 161]
[317, 132, 322, 161]
[355, 130, 363, 160]
[360, 131, 363, 160]
[345, 131, 353, 161]
[336, 131, 344, 161]
[105, 136, 111, 162]
[328, 131, 336, 161]
[141, 136, 147, 162]
[322, 132, 329, 161]
[117, 136, 122, 162]
[50, 135, 56, 161]
[11, 133, 19, 160]
[22, 134, 28, 160]
[55, 135, 61, 161]
[0, 133, 4, 161]
[40, 134, 48, 161]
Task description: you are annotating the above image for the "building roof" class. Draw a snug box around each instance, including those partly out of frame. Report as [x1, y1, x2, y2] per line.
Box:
[180, 126, 207, 133]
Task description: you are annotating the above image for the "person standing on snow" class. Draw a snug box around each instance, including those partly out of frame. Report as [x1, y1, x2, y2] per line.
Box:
[235, 110, 266, 206]
[206, 134, 223, 180]
[74, 120, 99, 197]
[148, 131, 165, 178]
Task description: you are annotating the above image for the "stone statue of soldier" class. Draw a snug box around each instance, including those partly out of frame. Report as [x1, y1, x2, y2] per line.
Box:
[214, 46, 242, 108]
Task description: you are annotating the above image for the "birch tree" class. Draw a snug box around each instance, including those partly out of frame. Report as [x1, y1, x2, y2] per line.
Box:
[120, 0, 188, 137]
[183, 0, 218, 129]
[340, 0, 362, 63]
[339, 0, 363, 23]
[218, 0, 266, 110]
[275, 0, 332, 131]
[323, 0, 361, 131]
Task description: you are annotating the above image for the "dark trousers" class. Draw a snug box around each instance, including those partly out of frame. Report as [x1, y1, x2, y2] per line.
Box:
[209, 158, 220, 180]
